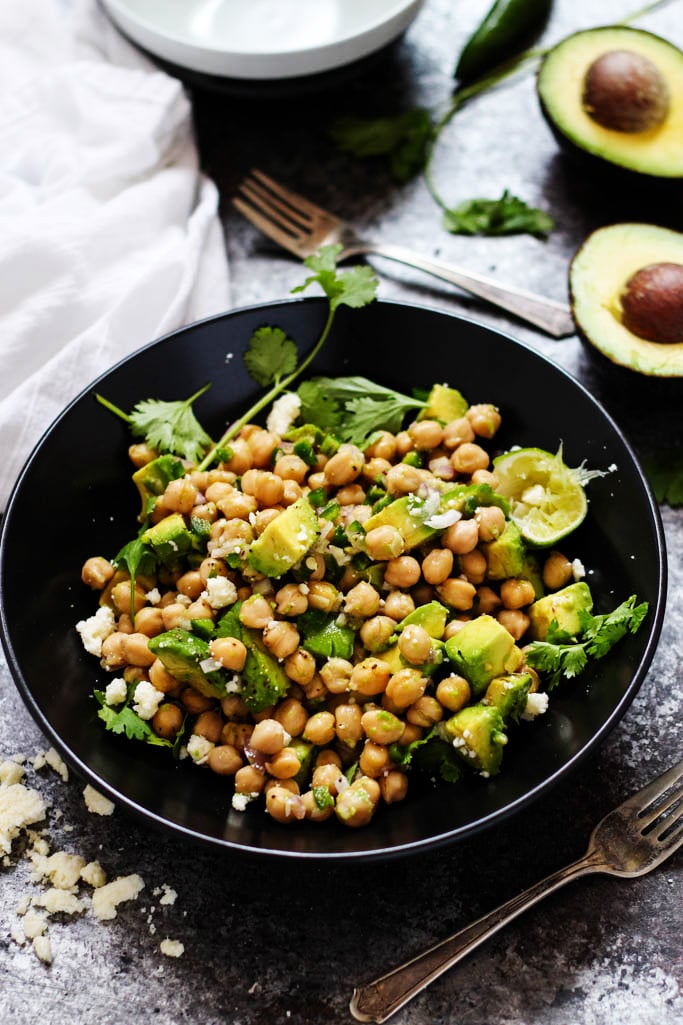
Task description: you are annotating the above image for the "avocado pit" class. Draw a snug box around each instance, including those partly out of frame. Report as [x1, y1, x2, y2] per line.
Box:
[582, 49, 670, 133]
[620, 262, 683, 344]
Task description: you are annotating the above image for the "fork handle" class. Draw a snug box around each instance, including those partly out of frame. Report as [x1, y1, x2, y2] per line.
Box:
[345, 242, 575, 338]
[349, 851, 604, 1023]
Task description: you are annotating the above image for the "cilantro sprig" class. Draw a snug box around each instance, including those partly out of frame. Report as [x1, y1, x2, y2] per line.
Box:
[297, 375, 426, 448]
[525, 595, 650, 689]
[93, 685, 186, 753]
[96, 385, 212, 463]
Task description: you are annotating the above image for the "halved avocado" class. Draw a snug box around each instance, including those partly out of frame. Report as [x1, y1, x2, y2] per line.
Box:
[569, 222, 683, 378]
[537, 27, 683, 182]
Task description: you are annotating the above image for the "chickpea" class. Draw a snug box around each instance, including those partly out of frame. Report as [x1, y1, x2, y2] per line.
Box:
[132, 606, 165, 638]
[275, 583, 309, 617]
[380, 771, 409, 805]
[283, 648, 316, 686]
[208, 636, 247, 673]
[384, 463, 423, 496]
[121, 632, 155, 667]
[176, 570, 204, 599]
[143, 663, 174, 699]
[344, 581, 381, 619]
[216, 490, 258, 520]
[500, 578, 536, 610]
[334, 703, 364, 748]
[422, 548, 454, 585]
[399, 722, 423, 746]
[496, 608, 530, 641]
[384, 556, 421, 589]
[266, 747, 301, 780]
[408, 419, 444, 450]
[262, 620, 300, 660]
[360, 615, 396, 653]
[398, 624, 433, 664]
[362, 457, 392, 483]
[383, 590, 415, 621]
[221, 722, 253, 752]
[476, 585, 502, 615]
[315, 748, 343, 770]
[242, 469, 285, 508]
[335, 781, 378, 827]
[274, 453, 308, 483]
[350, 658, 392, 697]
[451, 443, 490, 475]
[234, 765, 265, 795]
[442, 417, 475, 449]
[324, 445, 365, 486]
[471, 469, 499, 489]
[466, 403, 502, 439]
[250, 718, 290, 755]
[163, 477, 197, 515]
[459, 549, 488, 585]
[273, 698, 308, 738]
[151, 702, 183, 740]
[220, 438, 252, 475]
[111, 580, 147, 616]
[81, 557, 114, 590]
[306, 581, 341, 613]
[475, 505, 506, 542]
[360, 708, 404, 745]
[394, 431, 413, 456]
[205, 481, 236, 504]
[263, 776, 299, 796]
[207, 744, 243, 776]
[161, 603, 191, 631]
[220, 694, 249, 719]
[185, 598, 215, 621]
[303, 711, 336, 746]
[193, 709, 224, 744]
[436, 578, 476, 611]
[116, 613, 134, 635]
[359, 741, 391, 778]
[365, 431, 397, 461]
[247, 429, 279, 468]
[444, 619, 470, 640]
[128, 442, 156, 468]
[443, 518, 479, 555]
[265, 786, 305, 823]
[320, 658, 354, 695]
[180, 687, 215, 715]
[384, 668, 426, 710]
[406, 695, 443, 728]
[436, 674, 471, 712]
[365, 525, 404, 561]
[301, 789, 335, 823]
[239, 594, 273, 629]
[543, 550, 573, 590]
[428, 454, 455, 481]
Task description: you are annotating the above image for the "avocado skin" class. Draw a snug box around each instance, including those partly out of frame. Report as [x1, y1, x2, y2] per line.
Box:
[536, 26, 683, 190]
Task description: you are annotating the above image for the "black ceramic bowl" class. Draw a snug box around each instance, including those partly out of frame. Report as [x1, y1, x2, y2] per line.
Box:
[0, 299, 666, 860]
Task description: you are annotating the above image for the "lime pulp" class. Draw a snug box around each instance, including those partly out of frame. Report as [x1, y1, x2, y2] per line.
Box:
[492, 447, 588, 547]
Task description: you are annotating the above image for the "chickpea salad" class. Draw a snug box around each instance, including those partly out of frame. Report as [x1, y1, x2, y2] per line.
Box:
[75, 248, 649, 830]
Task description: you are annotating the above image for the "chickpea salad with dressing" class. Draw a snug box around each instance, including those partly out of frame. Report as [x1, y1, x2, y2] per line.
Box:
[75, 249, 649, 830]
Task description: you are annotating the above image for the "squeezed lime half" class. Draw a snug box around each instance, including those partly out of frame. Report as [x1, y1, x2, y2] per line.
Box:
[493, 447, 590, 547]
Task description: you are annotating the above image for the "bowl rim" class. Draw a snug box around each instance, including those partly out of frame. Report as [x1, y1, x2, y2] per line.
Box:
[0, 296, 668, 861]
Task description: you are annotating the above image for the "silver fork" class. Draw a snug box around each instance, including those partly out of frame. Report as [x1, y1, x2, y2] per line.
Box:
[350, 757, 683, 1024]
[232, 169, 575, 339]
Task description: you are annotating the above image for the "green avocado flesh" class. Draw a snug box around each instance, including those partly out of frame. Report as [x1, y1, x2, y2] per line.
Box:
[569, 222, 683, 377]
[537, 27, 683, 179]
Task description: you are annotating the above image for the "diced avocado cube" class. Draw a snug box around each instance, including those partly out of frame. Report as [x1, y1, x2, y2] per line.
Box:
[418, 383, 469, 423]
[483, 672, 532, 722]
[297, 609, 355, 661]
[445, 614, 523, 697]
[363, 495, 438, 549]
[444, 703, 508, 775]
[141, 513, 193, 566]
[289, 740, 316, 788]
[379, 636, 445, 678]
[519, 553, 545, 600]
[132, 455, 185, 518]
[247, 496, 320, 578]
[148, 628, 226, 698]
[481, 520, 527, 580]
[216, 604, 290, 712]
[398, 600, 449, 639]
[528, 581, 594, 641]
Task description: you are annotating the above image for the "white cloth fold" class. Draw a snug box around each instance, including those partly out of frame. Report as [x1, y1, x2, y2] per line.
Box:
[0, 0, 231, 509]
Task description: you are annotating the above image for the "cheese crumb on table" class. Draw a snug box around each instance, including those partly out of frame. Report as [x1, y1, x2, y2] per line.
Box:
[0, 782, 47, 855]
[32, 934, 53, 964]
[83, 784, 115, 817]
[91, 873, 145, 921]
[32, 747, 69, 783]
[159, 938, 185, 958]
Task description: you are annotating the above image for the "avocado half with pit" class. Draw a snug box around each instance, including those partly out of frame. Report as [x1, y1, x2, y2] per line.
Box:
[537, 26, 683, 182]
[569, 222, 683, 377]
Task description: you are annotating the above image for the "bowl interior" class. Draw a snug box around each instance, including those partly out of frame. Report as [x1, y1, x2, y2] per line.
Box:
[0, 298, 666, 860]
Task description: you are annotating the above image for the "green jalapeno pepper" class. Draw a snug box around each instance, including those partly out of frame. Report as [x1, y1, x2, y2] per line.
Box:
[455, 0, 553, 83]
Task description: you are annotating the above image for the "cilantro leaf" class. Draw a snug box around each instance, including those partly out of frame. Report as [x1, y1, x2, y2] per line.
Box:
[296, 380, 343, 433]
[330, 109, 434, 182]
[643, 448, 683, 507]
[244, 326, 298, 387]
[93, 690, 174, 747]
[581, 596, 650, 659]
[298, 375, 425, 447]
[291, 245, 378, 311]
[112, 538, 158, 620]
[443, 190, 554, 238]
[128, 385, 213, 462]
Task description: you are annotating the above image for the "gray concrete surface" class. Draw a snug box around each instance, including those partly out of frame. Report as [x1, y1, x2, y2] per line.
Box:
[1, 1, 682, 1022]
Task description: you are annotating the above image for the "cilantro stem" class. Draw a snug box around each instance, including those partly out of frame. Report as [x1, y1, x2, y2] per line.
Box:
[196, 307, 336, 471]
[95, 393, 131, 423]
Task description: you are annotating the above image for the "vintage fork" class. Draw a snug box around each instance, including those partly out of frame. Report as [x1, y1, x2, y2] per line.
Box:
[232, 169, 576, 339]
[350, 757, 683, 1024]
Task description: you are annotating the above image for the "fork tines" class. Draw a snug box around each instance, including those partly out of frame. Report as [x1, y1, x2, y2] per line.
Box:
[232, 169, 339, 258]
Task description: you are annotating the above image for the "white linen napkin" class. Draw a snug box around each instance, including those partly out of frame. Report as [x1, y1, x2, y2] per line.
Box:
[0, 0, 231, 510]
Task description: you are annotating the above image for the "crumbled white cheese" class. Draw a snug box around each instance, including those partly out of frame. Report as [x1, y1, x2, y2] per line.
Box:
[32, 747, 69, 782]
[32, 934, 53, 964]
[231, 791, 257, 812]
[91, 874, 145, 921]
[571, 558, 586, 580]
[0, 760, 25, 786]
[158, 884, 177, 907]
[145, 587, 161, 605]
[266, 391, 301, 437]
[22, 908, 47, 940]
[75, 605, 115, 656]
[202, 575, 238, 610]
[80, 861, 107, 888]
[30, 850, 86, 890]
[522, 691, 550, 720]
[83, 785, 115, 817]
[34, 887, 86, 916]
[132, 680, 165, 721]
[104, 678, 128, 706]
[0, 783, 47, 855]
[159, 938, 185, 958]
[186, 735, 214, 765]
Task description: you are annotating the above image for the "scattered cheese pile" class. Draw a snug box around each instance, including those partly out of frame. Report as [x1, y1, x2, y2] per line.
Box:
[0, 749, 184, 964]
